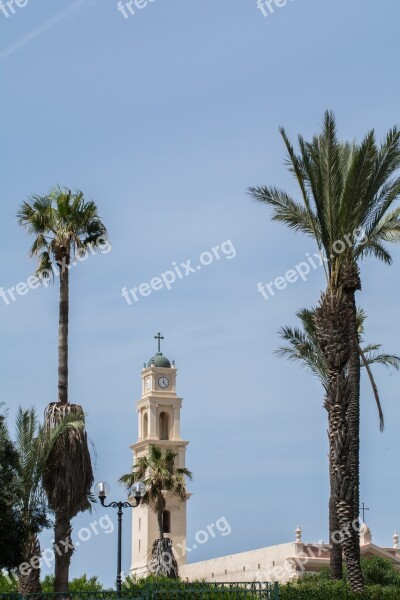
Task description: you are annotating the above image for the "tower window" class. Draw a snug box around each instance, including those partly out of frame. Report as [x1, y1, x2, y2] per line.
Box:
[143, 412, 148, 439]
[163, 510, 171, 534]
[159, 412, 169, 440]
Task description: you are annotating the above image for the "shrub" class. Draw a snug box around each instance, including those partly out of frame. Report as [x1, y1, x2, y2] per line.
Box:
[41, 574, 104, 593]
[280, 579, 400, 599]
[361, 556, 400, 586]
[0, 572, 18, 593]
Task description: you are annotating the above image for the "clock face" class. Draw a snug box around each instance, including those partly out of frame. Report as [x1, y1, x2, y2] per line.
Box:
[158, 376, 169, 389]
[145, 377, 151, 390]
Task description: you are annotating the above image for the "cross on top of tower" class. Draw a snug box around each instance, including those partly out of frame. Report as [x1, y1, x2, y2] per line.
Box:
[154, 332, 164, 353]
[146, 332, 171, 368]
[361, 502, 370, 523]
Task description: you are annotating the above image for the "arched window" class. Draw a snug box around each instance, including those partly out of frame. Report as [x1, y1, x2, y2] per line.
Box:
[163, 510, 171, 534]
[143, 412, 148, 439]
[159, 412, 169, 440]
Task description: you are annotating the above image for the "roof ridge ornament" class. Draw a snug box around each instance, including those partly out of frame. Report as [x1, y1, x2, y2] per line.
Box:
[295, 526, 302, 543]
[393, 531, 399, 549]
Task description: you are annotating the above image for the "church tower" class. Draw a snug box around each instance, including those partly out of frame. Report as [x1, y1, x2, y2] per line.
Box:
[130, 334, 189, 577]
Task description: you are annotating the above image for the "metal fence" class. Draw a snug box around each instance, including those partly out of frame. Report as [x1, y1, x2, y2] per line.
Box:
[0, 582, 279, 600]
[150, 582, 279, 599]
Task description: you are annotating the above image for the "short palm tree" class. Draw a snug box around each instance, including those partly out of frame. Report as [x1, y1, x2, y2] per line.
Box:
[12, 408, 86, 594]
[277, 307, 400, 578]
[120, 445, 192, 579]
[249, 112, 400, 591]
[17, 187, 109, 593]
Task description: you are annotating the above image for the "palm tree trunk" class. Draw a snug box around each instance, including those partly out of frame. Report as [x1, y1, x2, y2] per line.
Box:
[342, 262, 362, 567]
[328, 418, 342, 579]
[58, 252, 69, 404]
[54, 250, 71, 593]
[157, 508, 164, 540]
[316, 289, 363, 592]
[345, 291, 361, 561]
[18, 537, 42, 595]
[54, 511, 73, 593]
[326, 381, 343, 579]
[329, 481, 342, 578]
[330, 373, 364, 592]
[327, 372, 344, 580]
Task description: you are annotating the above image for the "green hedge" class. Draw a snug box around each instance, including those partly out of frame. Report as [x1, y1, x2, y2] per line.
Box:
[280, 580, 400, 599]
[279, 556, 400, 599]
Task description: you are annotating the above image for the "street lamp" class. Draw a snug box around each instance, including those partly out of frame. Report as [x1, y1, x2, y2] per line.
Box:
[95, 481, 146, 597]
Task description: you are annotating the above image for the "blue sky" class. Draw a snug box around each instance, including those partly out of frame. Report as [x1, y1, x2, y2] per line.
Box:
[1, 0, 400, 588]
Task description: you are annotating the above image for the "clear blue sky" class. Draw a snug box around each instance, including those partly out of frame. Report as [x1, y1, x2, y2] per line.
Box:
[1, 0, 400, 588]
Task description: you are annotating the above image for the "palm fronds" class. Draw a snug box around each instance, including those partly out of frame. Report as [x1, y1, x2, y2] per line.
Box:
[277, 307, 399, 422]
[120, 445, 192, 579]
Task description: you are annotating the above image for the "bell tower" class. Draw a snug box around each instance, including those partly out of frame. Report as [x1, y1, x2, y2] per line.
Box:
[130, 334, 189, 577]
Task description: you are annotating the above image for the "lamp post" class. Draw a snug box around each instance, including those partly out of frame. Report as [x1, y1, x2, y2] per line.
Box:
[95, 481, 146, 597]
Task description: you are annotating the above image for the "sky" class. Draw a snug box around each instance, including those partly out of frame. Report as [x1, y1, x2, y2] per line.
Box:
[1, 0, 400, 588]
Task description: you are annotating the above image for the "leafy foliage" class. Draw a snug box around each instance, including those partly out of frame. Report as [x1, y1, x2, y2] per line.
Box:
[361, 556, 400, 586]
[41, 574, 104, 593]
[250, 112, 400, 286]
[281, 580, 400, 599]
[277, 307, 400, 396]
[0, 571, 19, 593]
[120, 445, 192, 539]
[17, 187, 108, 282]
[13, 407, 87, 534]
[0, 411, 24, 571]
[123, 575, 272, 599]
[120, 446, 192, 578]
[0, 407, 89, 592]
[280, 558, 400, 598]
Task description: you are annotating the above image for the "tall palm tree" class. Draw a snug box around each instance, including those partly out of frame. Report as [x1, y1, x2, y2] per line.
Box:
[17, 187, 109, 593]
[120, 445, 192, 579]
[13, 408, 86, 595]
[249, 112, 400, 591]
[276, 308, 400, 578]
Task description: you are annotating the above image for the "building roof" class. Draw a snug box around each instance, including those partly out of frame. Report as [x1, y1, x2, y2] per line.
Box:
[147, 352, 171, 368]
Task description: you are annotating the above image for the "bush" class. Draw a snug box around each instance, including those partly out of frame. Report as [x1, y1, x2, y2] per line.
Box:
[0, 572, 18, 593]
[279, 555, 400, 598]
[361, 556, 400, 586]
[123, 575, 271, 598]
[41, 574, 104, 592]
[0, 573, 105, 594]
[280, 579, 400, 599]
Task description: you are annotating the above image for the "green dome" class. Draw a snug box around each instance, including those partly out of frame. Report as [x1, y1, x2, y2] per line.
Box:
[147, 352, 171, 368]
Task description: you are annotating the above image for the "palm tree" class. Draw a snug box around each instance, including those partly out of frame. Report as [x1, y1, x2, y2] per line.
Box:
[249, 112, 400, 591]
[13, 408, 86, 595]
[17, 187, 109, 593]
[276, 308, 400, 578]
[120, 445, 192, 578]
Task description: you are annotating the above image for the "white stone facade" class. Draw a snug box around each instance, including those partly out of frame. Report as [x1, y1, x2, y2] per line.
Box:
[180, 526, 400, 584]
